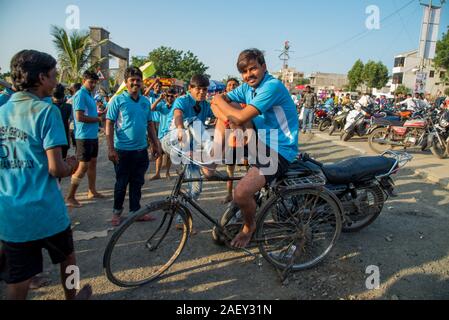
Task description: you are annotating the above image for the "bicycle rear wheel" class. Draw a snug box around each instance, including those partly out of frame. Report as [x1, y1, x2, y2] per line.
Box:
[103, 200, 190, 287]
[256, 188, 342, 272]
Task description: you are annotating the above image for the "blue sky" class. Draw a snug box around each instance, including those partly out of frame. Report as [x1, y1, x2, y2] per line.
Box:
[0, 0, 448, 80]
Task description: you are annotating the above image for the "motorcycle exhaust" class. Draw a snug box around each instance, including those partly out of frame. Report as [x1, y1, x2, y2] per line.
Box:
[371, 138, 403, 146]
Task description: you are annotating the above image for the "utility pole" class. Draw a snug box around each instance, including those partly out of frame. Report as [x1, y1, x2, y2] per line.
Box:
[277, 41, 294, 87]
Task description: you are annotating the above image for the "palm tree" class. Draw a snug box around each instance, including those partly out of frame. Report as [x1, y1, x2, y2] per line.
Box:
[51, 25, 107, 83]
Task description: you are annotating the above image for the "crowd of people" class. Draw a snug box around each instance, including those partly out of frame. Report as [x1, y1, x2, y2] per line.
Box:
[0, 48, 299, 300]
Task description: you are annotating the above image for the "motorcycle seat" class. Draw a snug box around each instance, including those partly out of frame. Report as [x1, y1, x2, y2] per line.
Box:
[372, 117, 404, 127]
[322, 156, 396, 184]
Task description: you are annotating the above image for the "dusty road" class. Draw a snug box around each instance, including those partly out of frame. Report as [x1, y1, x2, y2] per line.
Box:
[1, 132, 449, 300]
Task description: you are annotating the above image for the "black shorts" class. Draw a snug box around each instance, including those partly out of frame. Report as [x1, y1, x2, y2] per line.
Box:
[75, 139, 99, 162]
[251, 151, 290, 185]
[0, 226, 74, 284]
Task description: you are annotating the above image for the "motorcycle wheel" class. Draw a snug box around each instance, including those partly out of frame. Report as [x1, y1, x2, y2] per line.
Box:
[341, 131, 353, 142]
[342, 185, 384, 233]
[318, 119, 331, 132]
[328, 125, 335, 136]
[368, 127, 391, 154]
[430, 137, 448, 159]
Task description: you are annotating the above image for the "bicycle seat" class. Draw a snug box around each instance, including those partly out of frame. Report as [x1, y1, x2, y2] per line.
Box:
[322, 156, 396, 184]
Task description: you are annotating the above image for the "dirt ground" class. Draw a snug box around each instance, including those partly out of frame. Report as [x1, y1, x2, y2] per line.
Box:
[1, 132, 449, 300]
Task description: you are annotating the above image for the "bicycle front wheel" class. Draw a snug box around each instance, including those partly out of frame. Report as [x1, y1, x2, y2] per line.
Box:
[256, 188, 342, 272]
[103, 200, 190, 287]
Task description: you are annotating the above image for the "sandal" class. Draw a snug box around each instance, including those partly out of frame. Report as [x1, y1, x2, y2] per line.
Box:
[111, 215, 123, 227]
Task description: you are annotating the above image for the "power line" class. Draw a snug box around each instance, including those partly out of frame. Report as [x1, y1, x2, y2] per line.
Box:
[292, 0, 416, 60]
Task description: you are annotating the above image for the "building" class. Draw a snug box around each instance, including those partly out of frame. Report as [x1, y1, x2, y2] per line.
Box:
[390, 49, 447, 97]
[309, 72, 349, 91]
[272, 67, 305, 90]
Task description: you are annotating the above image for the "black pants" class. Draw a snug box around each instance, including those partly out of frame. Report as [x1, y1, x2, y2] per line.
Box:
[113, 149, 149, 213]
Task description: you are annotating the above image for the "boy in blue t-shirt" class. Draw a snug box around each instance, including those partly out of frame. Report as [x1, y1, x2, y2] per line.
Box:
[149, 87, 177, 180]
[211, 49, 299, 248]
[0, 50, 91, 300]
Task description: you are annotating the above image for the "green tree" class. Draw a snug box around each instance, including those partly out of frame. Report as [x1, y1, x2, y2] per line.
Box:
[347, 59, 364, 91]
[362, 60, 389, 90]
[51, 25, 107, 83]
[131, 46, 209, 83]
[394, 84, 411, 96]
[434, 26, 449, 83]
[444, 87, 449, 96]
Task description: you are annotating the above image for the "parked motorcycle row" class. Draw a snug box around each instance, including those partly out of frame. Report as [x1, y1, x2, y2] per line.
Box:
[314, 102, 449, 159]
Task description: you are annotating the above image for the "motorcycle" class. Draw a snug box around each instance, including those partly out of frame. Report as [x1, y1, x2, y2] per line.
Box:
[328, 105, 352, 136]
[215, 151, 413, 235]
[367, 108, 437, 156]
[340, 104, 373, 141]
[426, 109, 449, 159]
[318, 105, 340, 132]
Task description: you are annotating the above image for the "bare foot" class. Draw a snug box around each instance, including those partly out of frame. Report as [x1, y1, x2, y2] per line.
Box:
[74, 284, 92, 300]
[87, 192, 106, 199]
[165, 173, 171, 180]
[221, 194, 233, 204]
[149, 175, 161, 181]
[230, 224, 256, 248]
[66, 198, 82, 208]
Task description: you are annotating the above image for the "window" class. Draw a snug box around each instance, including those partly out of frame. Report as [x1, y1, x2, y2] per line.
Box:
[392, 73, 403, 84]
[394, 57, 405, 68]
[429, 71, 435, 78]
[440, 71, 446, 79]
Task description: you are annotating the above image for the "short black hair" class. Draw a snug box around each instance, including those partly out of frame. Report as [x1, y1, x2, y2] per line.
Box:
[237, 49, 266, 73]
[53, 83, 65, 100]
[82, 70, 99, 81]
[167, 87, 177, 95]
[10, 50, 57, 91]
[124, 66, 143, 81]
[227, 78, 240, 85]
[189, 74, 210, 88]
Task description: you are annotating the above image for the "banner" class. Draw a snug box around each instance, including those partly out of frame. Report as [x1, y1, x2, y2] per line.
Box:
[110, 61, 156, 100]
[418, 6, 441, 60]
[415, 72, 427, 94]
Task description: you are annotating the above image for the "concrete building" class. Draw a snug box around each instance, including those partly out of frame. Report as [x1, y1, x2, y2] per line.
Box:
[272, 67, 304, 90]
[89, 27, 130, 91]
[309, 72, 349, 91]
[390, 49, 447, 97]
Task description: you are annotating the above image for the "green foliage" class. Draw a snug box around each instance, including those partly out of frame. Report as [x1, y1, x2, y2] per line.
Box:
[132, 46, 209, 83]
[394, 84, 411, 96]
[435, 26, 449, 73]
[362, 60, 389, 90]
[444, 87, 449, 97]
[347, 59, 364, 91]
[51, 25, 107, 83]
[295, 78, 310, 86]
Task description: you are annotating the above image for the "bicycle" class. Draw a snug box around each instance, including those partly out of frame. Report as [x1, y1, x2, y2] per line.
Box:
[103, 132, 344, 288]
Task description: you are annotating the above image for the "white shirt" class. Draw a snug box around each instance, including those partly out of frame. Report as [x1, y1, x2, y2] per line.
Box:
[399, 98, 417, 111]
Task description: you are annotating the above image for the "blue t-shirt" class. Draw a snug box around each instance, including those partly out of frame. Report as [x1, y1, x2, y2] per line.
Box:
[0, 88, 14, 107]
[0, 92, 70, 242]
[106, 91, 153, 151]
[147, 95, 161, 123]
[226, 73, 299, 162]
[154, 101, 175, 139]
[73, 86, 99, 139]
[173, 93, 213, 123]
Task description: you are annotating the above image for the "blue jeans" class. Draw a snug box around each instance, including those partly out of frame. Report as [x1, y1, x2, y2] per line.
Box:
[302, 108, 314, 131]
[185, 164, 202, 201]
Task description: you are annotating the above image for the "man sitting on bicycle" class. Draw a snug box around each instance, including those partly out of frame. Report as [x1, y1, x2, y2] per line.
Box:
[211, 49, 299, 248]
